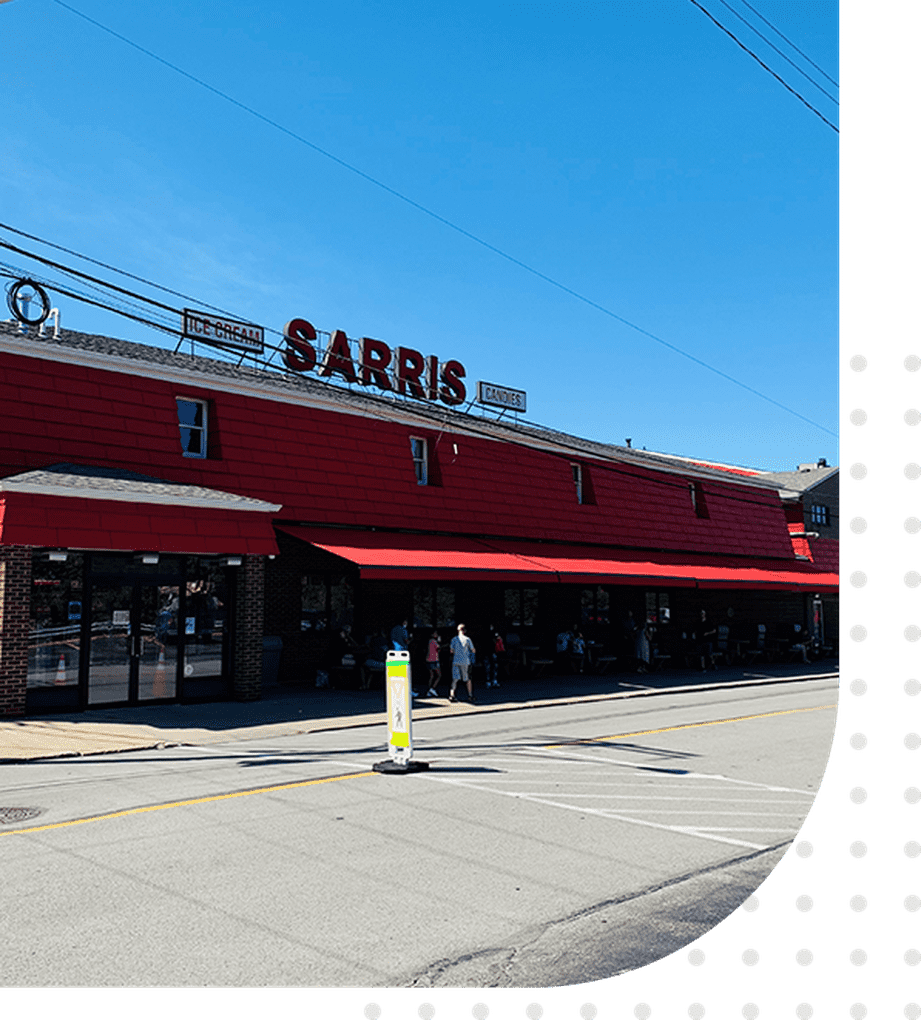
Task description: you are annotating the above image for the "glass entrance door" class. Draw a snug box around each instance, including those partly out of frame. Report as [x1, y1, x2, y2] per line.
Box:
[88, 581, 178, 705]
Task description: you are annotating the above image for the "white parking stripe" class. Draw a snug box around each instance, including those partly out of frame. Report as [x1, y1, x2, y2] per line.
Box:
[422, 774, 770, 850]
[531, 746, 815, 794]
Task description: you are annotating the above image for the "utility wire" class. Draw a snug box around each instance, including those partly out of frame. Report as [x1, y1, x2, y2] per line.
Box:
[714, 0, 837, 105]
[1, 260, 824, 513]
[0, 220, 243, 323]
[735, 0, 838, 88]
[688, 0, 839, 133]
[1, 252, 832, 511]
[47, 0, 836, 440]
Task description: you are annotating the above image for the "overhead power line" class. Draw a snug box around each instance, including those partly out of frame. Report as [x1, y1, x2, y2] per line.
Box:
[714, 0, 838, 106]
[688, 0, 839, 133]
[0, 256, 825, 513]
[0, 220, 241, 322]
[40, 6, 838, 440]
[735, 0, 838, 88]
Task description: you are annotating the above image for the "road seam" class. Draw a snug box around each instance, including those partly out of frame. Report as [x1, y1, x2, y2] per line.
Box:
[0, 769, 377, 835]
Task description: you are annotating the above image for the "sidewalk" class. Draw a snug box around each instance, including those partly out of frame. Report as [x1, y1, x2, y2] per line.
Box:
[0, 661, 838, 763]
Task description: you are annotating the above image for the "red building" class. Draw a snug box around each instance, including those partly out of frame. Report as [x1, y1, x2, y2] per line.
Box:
[0, 318, 837, 716]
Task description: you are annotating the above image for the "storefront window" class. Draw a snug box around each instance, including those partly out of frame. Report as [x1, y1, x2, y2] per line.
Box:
[413, 584, 433, 627]
[504, 587, 538, 628]
[183, 560, 228, 680]
[301, 575, 327, 630]
[435, 587, 455, 628]
[413, 584, 455, 629]
[301, 574, 354, 631]
[580, 586, 610, 629]
[28, 552, 84, 689]
[330, 575, 354, 630]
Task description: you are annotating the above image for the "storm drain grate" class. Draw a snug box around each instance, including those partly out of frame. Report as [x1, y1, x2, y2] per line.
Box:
[0, 807, 45, 825]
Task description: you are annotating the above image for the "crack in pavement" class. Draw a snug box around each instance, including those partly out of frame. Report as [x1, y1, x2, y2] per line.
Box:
[402, 839, 791, 987]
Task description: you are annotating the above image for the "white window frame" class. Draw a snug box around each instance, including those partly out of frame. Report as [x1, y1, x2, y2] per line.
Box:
[177, 396, 208, 459]
[810, 503, 830, 526]
[571, 463, 583, 505]
[410, 436, 428, 485]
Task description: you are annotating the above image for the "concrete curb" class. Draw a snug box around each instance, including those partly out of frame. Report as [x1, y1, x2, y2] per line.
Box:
[0, 669, 838, 764]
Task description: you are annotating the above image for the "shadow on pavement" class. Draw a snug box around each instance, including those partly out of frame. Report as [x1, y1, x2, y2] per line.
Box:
[11, 660, 838, 735]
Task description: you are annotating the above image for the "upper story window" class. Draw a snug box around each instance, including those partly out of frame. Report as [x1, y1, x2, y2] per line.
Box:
[177, 397, 208, 458]
[571, 463, 583, 504]
[410, 437, 428, 485]
[689, 481, 709, 518]
[810, 504, 830, 526]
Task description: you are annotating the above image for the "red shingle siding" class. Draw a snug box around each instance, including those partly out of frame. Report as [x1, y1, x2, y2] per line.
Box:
[1, 349, 795, 559]
[0, 491, 278, 555]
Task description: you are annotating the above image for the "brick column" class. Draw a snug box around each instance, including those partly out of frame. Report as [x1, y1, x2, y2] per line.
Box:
[0, 545, 31, 717]
[232, 555, 265, 702]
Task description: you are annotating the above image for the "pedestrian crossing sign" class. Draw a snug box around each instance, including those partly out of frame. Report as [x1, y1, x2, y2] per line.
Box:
[385, 651, 412, 759]
[374, 650, 429, 774]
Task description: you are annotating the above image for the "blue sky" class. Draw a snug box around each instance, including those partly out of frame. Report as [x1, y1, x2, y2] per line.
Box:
[1, 0, 838, 470]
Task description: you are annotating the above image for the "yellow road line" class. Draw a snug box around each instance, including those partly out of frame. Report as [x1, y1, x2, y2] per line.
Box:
[548, 703, 837, 747]
[1, 770, 377, 836]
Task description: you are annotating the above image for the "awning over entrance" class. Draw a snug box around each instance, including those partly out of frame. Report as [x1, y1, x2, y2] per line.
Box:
[0, 464, 281, 555]
[278, 527, 838, 592]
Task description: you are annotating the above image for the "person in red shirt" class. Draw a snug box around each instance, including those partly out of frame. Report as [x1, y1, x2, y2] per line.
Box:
[425, 630, 442, 697]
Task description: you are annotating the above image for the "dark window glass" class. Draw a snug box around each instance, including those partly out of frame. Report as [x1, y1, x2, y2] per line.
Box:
[413, 584, 433, 628]
[410, 437, 428, 485]
[183, 560, 228, 680]
[330, 575, 354, 630]
[572, 463, 583, 504]
[28, 551, 83, 689]
[435, 587, 455, 628]
[177, 398, 207, 458]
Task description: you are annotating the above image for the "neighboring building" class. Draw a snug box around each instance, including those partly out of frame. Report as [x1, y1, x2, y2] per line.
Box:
[0, 319, 838, 716]
[756, 461, 839, 541]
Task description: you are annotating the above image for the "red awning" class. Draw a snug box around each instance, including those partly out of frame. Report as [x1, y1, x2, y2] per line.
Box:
[278, 527, 838, 592]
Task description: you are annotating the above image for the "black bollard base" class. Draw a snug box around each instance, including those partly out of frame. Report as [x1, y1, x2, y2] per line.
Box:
[372, 759, 430, 774]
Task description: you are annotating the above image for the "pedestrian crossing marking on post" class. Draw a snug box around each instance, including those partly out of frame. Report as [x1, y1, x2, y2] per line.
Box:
[385, 653, 412, 757]
[375, 650, 429, 774]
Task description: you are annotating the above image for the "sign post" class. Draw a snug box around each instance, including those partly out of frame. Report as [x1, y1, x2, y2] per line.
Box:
[373, 650, 429, 774]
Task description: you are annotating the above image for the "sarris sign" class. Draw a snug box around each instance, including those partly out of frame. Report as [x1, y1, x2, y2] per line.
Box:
[283, 318, 467, 406]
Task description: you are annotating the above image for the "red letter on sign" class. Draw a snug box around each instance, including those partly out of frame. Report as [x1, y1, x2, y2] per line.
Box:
[320, 329, 359, 384]
[283, 318, 317, 373]
[440, 360, 467, 406]
[395, 347, 426, 399]
[426, 355, 439, 401]
[360, 337, 392, 390]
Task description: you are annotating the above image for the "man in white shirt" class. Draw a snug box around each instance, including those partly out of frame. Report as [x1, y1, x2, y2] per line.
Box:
[449, 623, 476, 704]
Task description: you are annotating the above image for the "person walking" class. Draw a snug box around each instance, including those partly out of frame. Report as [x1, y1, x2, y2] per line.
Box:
[570, 627, 586, 673]
[485, 623, 503, 687]
[425, 630, 442, 697]
[390, 618, 422, 697]
[390, 618, 410, 651]
[449, 623, 476, 703]
[695, 609, 717, 670]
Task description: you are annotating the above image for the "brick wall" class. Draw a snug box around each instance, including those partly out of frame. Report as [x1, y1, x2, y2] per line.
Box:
[232, 555, 265, 701]
[0, 545, 30, 717]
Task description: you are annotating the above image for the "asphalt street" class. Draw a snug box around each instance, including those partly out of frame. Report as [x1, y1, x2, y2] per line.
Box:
[0, 677, 837, 987]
